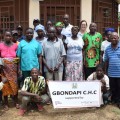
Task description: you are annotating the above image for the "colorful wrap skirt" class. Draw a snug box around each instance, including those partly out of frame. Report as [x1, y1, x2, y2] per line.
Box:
[65, 61, 83, 81]
[1, 58, 19, 96]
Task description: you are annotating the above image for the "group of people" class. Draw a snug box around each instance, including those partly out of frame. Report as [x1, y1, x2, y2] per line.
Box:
[0, 13, 120, 116]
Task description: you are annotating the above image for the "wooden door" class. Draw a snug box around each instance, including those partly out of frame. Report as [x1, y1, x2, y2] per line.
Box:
[40, 0, 80, 26]
[92, 0, 118, 34]
[0, 0, 14, 39]
[0, 0, 29, 40]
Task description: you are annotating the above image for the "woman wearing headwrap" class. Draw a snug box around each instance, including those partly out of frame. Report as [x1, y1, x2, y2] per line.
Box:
[35, 24, 47, 46]
[55, 22, 64, 40]
[101, 27, 115, 61]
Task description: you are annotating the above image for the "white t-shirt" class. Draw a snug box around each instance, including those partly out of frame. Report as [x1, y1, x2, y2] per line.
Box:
[65, 37, 84, 61]
[87, 72, 109, 105]
[61, 24, 73, 37]
[33, 30, 38, 39]
[77, 31, 84, 38]
[87, 72, 109, 88]
[101, 40, 111, 58]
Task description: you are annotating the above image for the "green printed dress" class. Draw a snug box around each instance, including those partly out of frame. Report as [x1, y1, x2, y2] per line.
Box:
[83, 32, 102, 67]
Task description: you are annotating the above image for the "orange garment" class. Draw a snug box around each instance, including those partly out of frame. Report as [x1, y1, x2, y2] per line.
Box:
[2, 58, 18, 96]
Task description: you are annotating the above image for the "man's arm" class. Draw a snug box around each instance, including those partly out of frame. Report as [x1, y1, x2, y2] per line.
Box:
[103, 48, 109, 75]
[104, 61, 108, 75]
[100, 51, 104, 63]
[19, 91, 41, 101]
[43, 57, 54, 73]
[20, 90, 37, 97]
[54, 56, 65, 71]
[37, 43, 43, 75]
[54, 40, 66, 71]
[38, 54, 42, 75]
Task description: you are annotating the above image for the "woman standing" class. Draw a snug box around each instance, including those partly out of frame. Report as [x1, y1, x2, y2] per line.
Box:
[78, 20, 87, 38]
[65, 26, 84, 81]
[35, 24, 47, 45]
[0, 31, 19, 110]
[55, 22, 64, 39]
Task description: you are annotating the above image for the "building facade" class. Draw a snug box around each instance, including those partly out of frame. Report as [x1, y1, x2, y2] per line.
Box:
[0, 0, 119, 39]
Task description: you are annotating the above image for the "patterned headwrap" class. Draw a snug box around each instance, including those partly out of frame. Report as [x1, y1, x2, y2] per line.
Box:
[55, 22, 64, 27]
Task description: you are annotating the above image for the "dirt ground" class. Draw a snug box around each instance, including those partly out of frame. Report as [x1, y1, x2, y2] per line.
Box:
[1, 100, 120, 120]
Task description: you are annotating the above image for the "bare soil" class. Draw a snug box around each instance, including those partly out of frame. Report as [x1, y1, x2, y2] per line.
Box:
[1, 101, 120, 120]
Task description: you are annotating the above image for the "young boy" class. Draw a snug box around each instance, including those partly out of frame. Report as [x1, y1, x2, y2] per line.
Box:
[18, 68, 49, 116]
[87, 64, 110, 105]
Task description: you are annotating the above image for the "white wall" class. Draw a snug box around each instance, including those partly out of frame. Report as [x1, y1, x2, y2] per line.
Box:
[29, 0, 40, 28]
[81, 0, 92, 31]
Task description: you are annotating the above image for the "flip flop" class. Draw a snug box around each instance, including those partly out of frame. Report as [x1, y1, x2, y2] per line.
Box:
[18, 109, 26, 116]
[36, 104, 43, 111]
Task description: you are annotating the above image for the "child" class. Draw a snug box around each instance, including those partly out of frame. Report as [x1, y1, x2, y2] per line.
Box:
[87, 64, 110, 105]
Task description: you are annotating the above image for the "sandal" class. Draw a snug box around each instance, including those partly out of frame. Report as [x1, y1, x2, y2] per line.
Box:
[36, 104, 43, 111]
[46, 101, 51, 105]
[18, 109, 26, 116]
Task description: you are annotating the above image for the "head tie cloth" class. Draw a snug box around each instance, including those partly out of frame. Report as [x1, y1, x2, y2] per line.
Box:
[35, 24, 45, 32]
[105, 28, 115, 33]
[55, 22, 64, 27]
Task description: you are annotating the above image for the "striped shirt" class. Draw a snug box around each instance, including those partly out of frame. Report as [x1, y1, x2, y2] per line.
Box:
[104, 42, 120, 77]
[21, 76, 45, 96]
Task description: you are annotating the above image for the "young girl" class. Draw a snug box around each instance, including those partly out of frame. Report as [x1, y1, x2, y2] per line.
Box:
[87, 64, 110, 105]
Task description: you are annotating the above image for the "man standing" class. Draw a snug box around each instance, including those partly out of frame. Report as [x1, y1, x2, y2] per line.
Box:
[17, 28, 42, 85]
[16, 25, 25, 42]
[61, 14, 73, 38]
[83, 23, 102, 79]
[42, 26, 66, 81]
[104, 32, 120, 108]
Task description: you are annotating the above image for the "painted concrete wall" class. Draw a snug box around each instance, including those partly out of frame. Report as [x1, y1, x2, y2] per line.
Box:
[29, 0, 40, 28]
[81, 0, 92, 31]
